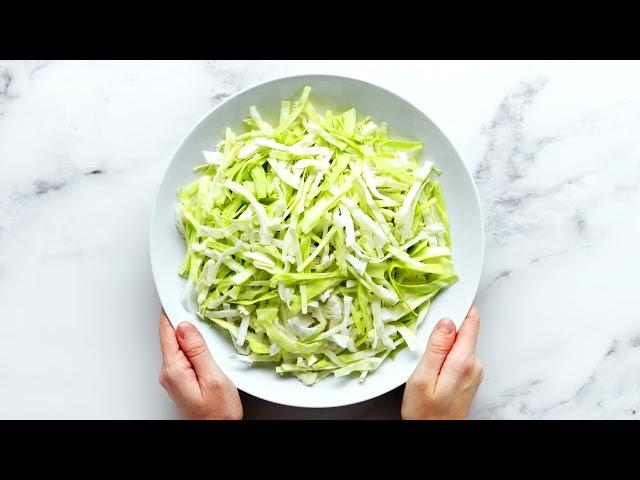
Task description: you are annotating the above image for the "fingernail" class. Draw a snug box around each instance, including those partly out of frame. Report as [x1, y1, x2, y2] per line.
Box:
[436, 318, 454, 335]
[176, 321, 194, 340]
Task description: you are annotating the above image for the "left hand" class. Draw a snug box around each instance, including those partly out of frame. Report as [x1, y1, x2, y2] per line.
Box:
[158, 310, 243, 420]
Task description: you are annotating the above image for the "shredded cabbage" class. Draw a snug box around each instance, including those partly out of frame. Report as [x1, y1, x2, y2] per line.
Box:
[174, 86, 457, 385]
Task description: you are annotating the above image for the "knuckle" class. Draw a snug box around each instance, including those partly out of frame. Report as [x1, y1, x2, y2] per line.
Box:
[165, 364, 183, 383]
[474, 359, 484, 378]
[158, 367, 170, 388]
[407, 374, 428, 391]
[457, 355, 477, 376]
[204, 375, 224, 391]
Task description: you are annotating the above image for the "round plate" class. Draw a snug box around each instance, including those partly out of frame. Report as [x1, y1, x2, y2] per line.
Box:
[150, 74, 484, 408]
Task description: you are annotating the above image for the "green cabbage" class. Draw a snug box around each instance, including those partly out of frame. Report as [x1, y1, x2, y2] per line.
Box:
[175, 86, 457, 385]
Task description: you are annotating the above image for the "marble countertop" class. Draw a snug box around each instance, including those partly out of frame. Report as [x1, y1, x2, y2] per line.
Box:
[1, 60, 639, 419]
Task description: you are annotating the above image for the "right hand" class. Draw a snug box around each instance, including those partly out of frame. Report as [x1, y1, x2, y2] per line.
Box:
[401, 304, 483, 420]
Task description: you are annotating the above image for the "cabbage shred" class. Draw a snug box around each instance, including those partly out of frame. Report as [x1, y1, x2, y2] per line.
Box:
[175, 86, 457, 385]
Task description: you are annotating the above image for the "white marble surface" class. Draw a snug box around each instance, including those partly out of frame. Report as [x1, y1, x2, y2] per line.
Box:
[1, 60, 639, 419]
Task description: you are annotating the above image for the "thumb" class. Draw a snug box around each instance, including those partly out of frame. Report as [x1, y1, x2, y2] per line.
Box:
[412, 318, 457, 391]
[175, 321, 222, 383]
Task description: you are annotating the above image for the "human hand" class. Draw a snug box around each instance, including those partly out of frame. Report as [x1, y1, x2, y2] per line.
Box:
[158, 310, 243, 420]
[401, 304, 483, 420]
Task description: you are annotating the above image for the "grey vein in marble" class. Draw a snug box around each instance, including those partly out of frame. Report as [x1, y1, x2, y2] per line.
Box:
[1, 67, 13, 97]
[472, 379, 545, 419]
[28, 60, 50, 77]
[0, 168, 106, 247]
[474, 332, 640, 419]
[475, 78, 552, 247]
[0, 65, 15, 117]
[210, 92, 231, 105]
[0, 61, 50, 117]
[538, 334, 640, 419]
[9, 168, 105, 201]
[472, 79, 607, 295]
[205, 61, 258, 107]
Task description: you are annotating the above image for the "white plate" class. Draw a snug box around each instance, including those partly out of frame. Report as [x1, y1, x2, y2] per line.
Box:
[150, 74, 484, 408]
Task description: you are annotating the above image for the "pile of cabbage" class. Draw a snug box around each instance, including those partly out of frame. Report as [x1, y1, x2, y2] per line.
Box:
[175, 86, 457, 385]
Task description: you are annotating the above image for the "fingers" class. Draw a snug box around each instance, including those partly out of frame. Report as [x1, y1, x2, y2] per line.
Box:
[159, 310, 180, 364]
[450, 303, 480, 356]
[175, 321, 221, 383]
[439, 304, 482, 392]
[411, 317, 457, 391]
